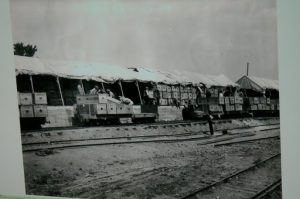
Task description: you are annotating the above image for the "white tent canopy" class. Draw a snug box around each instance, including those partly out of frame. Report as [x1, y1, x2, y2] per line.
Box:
[236, 75, 279, 92]
[14, 55, 237, 87]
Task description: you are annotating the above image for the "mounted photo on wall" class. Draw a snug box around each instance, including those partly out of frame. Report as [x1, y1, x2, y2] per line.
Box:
[10, 0, 281, 198]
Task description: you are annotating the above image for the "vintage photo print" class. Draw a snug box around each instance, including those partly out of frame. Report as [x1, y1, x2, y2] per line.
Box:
[10, 0, 280, 198]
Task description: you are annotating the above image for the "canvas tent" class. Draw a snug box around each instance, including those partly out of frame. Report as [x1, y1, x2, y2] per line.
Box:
[236, 75, 279, 92]
[15, 55, 237, 87]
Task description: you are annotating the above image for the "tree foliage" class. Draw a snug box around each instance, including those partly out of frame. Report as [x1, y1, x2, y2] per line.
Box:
[14, 42, 37, 57]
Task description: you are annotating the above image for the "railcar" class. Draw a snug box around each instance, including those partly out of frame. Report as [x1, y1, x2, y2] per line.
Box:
[73, 94, 157, 126]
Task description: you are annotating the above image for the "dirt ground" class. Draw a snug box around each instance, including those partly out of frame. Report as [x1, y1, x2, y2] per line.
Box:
[23, 126, 281, 198]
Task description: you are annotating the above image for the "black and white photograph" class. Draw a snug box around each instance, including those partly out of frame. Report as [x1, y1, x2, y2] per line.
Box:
[10, 0, 281, 198]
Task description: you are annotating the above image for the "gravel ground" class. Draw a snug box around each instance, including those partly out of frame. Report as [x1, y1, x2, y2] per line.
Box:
[23, 131, 281, 198]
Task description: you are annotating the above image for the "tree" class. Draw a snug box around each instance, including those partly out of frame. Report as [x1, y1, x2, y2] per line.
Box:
[14, 42, 25, 56]
[14, 42, 37, 57]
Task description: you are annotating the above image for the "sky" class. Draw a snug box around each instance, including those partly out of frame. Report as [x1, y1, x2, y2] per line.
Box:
[10, 0, 278, 81]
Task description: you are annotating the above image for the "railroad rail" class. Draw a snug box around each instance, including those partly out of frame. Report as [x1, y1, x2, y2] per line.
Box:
[179, 153, 281, 199]
[21, 117, 280, 133]
[22, 125, 280, 152]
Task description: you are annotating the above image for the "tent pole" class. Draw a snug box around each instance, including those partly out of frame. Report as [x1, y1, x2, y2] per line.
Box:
[118, 80, 124, 97]
[135, 81, 143, 105]
[29, 75, 35, 93]
[101, 82, 105, 90]
[80, 79, 85, 94]
[246, 62, 249, 76]
[56, 76, 65, 106]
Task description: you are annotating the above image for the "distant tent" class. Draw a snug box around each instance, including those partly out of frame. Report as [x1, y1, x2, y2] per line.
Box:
[236, 75, 279, 92]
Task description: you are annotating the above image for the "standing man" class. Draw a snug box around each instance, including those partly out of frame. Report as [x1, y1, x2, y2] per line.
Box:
[144, 86, 154, 104]
[207, 113, 214, 135]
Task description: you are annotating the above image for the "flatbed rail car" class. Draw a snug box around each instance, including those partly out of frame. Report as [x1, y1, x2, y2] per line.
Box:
[18, 92, 48, 130]
[73, 94, 157, 125]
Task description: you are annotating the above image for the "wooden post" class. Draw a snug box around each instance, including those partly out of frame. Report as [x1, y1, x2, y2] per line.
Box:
[56, 76, 65, 106]
[246, 62, 249, 76]
[80, 79, 85, 94]
[29, 75, 34, 93]
[135, 81, 143, 105]
[118, 80, 124, 97]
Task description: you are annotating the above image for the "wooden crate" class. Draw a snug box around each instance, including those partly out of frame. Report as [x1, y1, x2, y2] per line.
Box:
[159, 99, 168, 106]
[33, 92, 47, 104]
[99, 95, 108, 103]
[157, 84, 163, 91]
[219, 97, 225, 105]
[107, 103, 117, 114]
[117, 104, 129, 114]
[171, 86, 179, 92]
[76, 95, 99, 104]
[181, 93, 188, 100]
[230, 97, 235, 104]
[166, 86, 172, 92]
[209, 105, 216, 112]
[20, 105, 34, 118]
[208, 98, 219, 104]
[251, 105, 258, 111]
[33, 105, 47, 117]
[230, 105, 235, 111]
[162, 91, 168, 99]
[253, 97, 259, 104]
[225, 105, 231, 111]
[248, 97, 254, 104]
[260, 97, 266, 104]
[167, 92, 172, 99]
[235, 104, 243, 111]
[225, 97, 230, 104]
[270, 104, 275, 110]
[168, 99, 173, 105]
[172, 92, 180, 99]
[19, 93, 33, 105]
[258, 104, 263, 110]
[96, 104, 107, 114]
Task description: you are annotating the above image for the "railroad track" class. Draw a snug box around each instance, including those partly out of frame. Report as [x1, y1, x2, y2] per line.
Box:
[21, 117, 280, 133]
[180, 153, 281, 199]
[22, 125, 280, 152]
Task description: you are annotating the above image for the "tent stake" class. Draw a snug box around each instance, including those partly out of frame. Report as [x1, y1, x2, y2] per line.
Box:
[29, 75, 35, 93]
[56, 76, 65, 106]
[135, 81, 143, 105]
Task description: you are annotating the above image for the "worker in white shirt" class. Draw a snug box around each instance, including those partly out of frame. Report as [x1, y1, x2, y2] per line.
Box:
[144, 86, 154, 104]
[90, 85, 100, 94]
[106, 89, 115, 98]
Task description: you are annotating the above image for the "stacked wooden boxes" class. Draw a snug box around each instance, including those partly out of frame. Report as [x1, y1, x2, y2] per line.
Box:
[33, 93, 48, 117]
[234, 97, 243, 111]
[19, 92, 47, 118]
[157, 84, 199, 106]
[116, 104, 133, 115]
[157, 84, 168, 106]
[224, 97, 234, 111]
